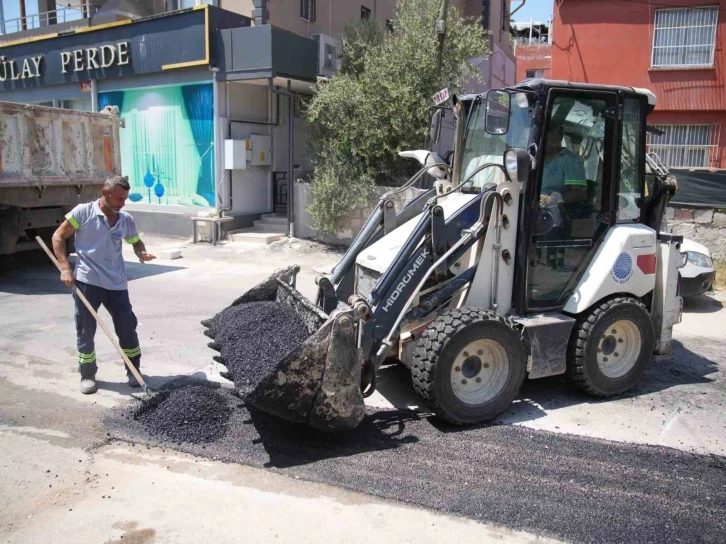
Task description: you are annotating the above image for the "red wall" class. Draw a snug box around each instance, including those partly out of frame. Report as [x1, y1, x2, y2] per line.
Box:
[515, 43, 553, 83]
[550, 0, 726, 167]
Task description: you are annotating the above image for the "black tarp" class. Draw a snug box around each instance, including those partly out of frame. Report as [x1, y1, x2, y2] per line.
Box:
[669, 169, 726, 209]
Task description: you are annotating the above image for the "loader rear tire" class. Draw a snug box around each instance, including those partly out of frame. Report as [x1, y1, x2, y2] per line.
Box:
[412, 308, 526, 425]
[567, 297, 655, 397]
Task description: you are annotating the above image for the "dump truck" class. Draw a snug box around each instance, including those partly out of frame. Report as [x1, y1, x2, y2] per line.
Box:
[204, 80, 684, 432]
[0, 101, 122, 256]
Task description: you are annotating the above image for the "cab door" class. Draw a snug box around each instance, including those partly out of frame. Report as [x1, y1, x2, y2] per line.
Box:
[526, 89, 618, 311]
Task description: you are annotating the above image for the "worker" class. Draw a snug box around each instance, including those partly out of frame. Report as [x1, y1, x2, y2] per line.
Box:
[539, 124, 588, 268]
[52, 176, 156, 395]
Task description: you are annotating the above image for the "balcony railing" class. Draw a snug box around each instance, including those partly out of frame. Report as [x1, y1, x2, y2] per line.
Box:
[0, 3, 97, 36]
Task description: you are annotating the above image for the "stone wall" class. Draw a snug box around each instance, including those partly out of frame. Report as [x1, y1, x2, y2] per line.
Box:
[293, 182, 427, 247]
[665, 207, 726, 260]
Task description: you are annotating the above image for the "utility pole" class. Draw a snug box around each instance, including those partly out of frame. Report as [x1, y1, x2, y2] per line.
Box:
[435, 0, 450, 80]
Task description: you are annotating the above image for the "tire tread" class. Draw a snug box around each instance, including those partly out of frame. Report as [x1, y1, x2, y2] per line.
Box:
[412, 309, 524, 425]
[566, 296, 651, 397]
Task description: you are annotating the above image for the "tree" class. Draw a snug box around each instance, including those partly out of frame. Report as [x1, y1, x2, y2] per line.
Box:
[305, 0, 488, 235]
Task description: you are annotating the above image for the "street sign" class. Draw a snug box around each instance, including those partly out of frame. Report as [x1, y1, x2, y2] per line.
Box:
[433, 87, 450, 106]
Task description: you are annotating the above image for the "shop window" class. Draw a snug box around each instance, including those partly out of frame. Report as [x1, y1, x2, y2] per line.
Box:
[300, 0, 316, 22]
[361, 5, 371, 20]
[98, 83, 215, 208]
[652, 6, 718, 69]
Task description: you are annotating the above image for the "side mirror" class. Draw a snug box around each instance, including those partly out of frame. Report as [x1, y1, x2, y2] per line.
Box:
[430, 108, 443, 145]
[485, 89, 510, 135]
[504, 148, 531, 184]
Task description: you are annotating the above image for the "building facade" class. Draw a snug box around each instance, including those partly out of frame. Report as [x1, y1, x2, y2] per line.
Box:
[452, 0, 516, 91]
[0, 0, 514, 237]
[550, 0, 725, 170]
[512, 21, 551, 83]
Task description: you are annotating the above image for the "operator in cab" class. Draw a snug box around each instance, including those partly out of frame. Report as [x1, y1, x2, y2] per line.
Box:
[541, 124, 588, 203]
[539, 123, 588, 268]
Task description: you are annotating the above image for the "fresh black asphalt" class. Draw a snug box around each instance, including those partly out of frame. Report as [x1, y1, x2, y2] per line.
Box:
[108, 379, 726, 544]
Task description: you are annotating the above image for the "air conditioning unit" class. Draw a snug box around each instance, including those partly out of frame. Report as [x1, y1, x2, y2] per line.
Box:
[312, 33, 340, 78]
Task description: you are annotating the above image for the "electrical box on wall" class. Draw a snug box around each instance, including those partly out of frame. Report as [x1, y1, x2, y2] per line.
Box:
[250, 135, 272, 166]
[224, 135, 271, 169]
[224, 139, 250, 170]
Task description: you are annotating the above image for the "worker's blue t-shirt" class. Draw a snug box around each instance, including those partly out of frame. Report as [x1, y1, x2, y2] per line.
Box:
[541, 149, 587, 195]
[65, 200, 140, 291]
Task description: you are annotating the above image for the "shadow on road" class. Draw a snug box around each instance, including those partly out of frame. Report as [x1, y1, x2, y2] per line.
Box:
[93, 372, 195, 400]
[371, 338, 719, 428]
[0, 253, 185, 296]
[683, 294, 723, 314]
[502, 338, 718, 423]
[244, 404, 421, 469]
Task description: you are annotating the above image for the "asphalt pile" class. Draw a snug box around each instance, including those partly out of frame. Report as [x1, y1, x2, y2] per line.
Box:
[133, 384, 232, 444]
[204, 301, 310, 394]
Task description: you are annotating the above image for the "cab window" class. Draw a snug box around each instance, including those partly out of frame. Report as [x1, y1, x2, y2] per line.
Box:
[618, 97, 644, 222]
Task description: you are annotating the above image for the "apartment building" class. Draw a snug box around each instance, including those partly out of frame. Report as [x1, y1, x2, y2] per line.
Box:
[512, 20, 551, 83]
[551, 0, 725, 170]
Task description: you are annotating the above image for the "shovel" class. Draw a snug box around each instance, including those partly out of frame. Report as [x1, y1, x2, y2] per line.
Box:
[36, 236, 155, 397]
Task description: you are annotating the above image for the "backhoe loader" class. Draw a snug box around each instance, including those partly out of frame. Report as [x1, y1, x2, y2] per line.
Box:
[203, 80, 683, 432]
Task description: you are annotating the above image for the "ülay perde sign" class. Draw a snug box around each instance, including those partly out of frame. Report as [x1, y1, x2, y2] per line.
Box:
[0, 42, 130, 82]
[0, 7, 216, 91]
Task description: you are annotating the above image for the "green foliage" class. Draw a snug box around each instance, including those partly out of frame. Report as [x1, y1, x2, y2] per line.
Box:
[306, 0, 488, 235]
[339, 18, 384, 77]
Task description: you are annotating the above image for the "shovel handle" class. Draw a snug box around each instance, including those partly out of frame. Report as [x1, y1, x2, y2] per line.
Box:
[36, 236, 147, 389]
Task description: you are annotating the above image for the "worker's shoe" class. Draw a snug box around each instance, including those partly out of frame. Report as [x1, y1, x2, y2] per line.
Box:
[127, 374, 140, 388]
[80, 378, 98, 395]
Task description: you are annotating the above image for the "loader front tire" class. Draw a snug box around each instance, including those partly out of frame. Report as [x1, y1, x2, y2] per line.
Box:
[567, 297, 655, 396]
[412, 308, 526, 425]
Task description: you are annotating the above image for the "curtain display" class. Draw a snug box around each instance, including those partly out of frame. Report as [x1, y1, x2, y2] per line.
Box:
[98, 91, 124, 112]
[98, 83, 214, 207]
[181, 84, 215, 206]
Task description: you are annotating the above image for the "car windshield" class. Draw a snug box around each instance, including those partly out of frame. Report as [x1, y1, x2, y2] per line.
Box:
[459, 94, 533, 192]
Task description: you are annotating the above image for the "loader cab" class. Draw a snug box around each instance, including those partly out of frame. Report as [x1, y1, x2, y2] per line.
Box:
[460, 81, 652, 314]
[523, 83, 650, 313]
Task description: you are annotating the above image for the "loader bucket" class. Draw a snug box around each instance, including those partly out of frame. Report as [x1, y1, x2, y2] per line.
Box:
[202, 267, 366, 432]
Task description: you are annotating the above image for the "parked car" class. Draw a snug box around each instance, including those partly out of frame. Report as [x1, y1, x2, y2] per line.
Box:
[679, 239, 716, 297]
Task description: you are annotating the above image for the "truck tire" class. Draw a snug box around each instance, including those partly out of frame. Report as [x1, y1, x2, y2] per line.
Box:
[412, 308, 526, 425]
[567, 297, 655, 396]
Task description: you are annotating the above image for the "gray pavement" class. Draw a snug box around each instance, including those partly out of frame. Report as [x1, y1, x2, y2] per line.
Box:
[1, 235, 725, 543]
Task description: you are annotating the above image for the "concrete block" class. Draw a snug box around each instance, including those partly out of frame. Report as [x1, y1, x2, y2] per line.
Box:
[159, 248, 182, 260]
[665, 207, 675, 220]
[713, 213, 726, 228]
[674, 208, 693, 221]
[693, 209, 714, 224]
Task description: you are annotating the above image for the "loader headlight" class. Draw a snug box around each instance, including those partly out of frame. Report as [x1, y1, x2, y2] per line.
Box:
[686, 251, 713, 268]
[504, 148, 531, 184]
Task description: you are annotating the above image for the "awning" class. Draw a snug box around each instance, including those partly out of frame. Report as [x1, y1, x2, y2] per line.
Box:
[214, 25, 318, 83]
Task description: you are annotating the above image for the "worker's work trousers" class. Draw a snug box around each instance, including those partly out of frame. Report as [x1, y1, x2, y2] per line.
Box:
[74, 280, 141, 380]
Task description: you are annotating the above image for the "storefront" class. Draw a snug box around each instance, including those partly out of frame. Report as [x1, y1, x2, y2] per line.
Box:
[0, 6, 318, 236]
